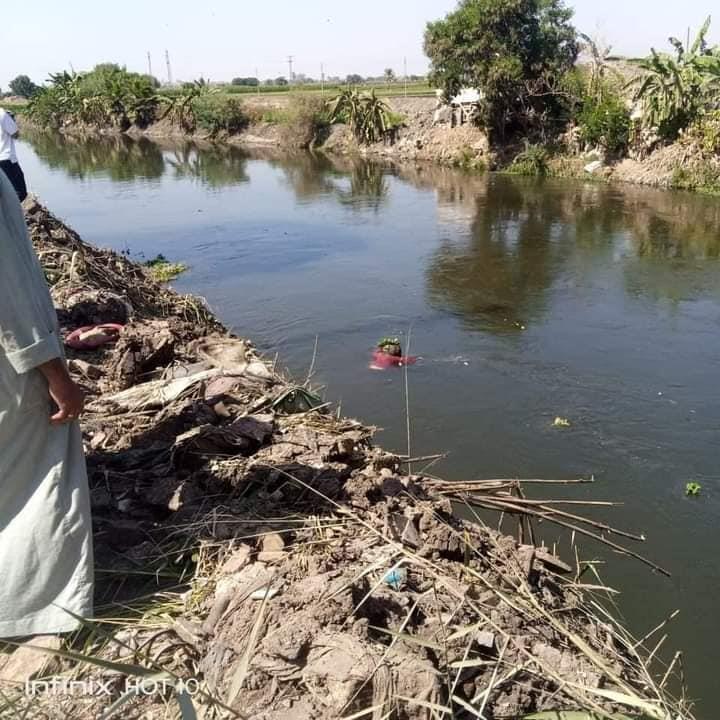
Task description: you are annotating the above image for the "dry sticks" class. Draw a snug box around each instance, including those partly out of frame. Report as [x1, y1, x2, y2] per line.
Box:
[423, 477, 670, 576]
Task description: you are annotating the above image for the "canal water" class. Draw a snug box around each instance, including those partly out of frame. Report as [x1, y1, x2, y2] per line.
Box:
[18, 131, 720, 717]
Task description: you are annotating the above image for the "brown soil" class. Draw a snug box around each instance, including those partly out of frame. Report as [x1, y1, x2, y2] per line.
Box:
[0, 200, 693, 720]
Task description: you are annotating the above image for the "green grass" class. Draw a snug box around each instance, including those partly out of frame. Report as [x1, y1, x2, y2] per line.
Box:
[163, 81, 435, 99]
[2, 98, 29, 113]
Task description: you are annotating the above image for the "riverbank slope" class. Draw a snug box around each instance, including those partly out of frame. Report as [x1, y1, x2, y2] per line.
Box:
[0, 198, 694, 720]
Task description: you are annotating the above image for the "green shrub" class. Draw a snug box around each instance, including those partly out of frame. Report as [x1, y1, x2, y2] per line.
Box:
[193, 97, 250, 137]
[577, 92, 630, 156]
[508, 144, 550, 176]
[280, 95, 330, 147]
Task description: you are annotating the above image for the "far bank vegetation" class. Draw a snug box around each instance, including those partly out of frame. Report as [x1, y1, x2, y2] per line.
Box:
[26, 64, 399, 148]
[23, 2, 720, 191]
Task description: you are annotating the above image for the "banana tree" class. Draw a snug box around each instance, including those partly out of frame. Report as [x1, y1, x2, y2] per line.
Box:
[329, 88, 390, 144]
[632, 16, 720, 140]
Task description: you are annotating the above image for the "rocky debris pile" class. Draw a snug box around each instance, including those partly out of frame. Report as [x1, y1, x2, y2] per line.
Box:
[0, 201, 694, 720]
[322, 97, 491, 167]
[24, 196, 218, 328]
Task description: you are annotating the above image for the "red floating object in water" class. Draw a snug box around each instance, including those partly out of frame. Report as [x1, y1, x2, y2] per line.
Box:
[370, 349, 418, 370]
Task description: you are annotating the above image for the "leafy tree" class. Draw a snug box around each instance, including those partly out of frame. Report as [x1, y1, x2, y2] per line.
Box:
[9, 74, 40, 98]
[274, 77, 289, 86]
[231, 77, 259, 86]
[383, 68, 396, 82]
[577, 91, 630, 155]
[424, 0, 578, 139]
[632, 16, 720, 141]
[346, 74, 364, 85]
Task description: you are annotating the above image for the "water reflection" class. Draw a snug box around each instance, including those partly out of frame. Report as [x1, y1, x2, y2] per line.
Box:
[425, 178, 567, 332]
[422, 174, 720, 331]
[22, 130, 720, 274]
[270, 153, 390, 211]
[166, 144, 250, 188]
[25, 130, 164, 181]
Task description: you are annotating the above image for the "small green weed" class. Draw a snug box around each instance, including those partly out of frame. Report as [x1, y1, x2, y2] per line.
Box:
[145, 254, 188, 283]
[685, 481, 702, 497]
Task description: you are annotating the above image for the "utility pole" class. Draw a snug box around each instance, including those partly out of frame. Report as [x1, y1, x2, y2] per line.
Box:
[321, 63, 325, 96]
[165, 49, 173, 86]
[147, 52, 153, 78]
[255, 67, 260, 96]
[287, 55, 294, 85]
[404, 56, 408, 97]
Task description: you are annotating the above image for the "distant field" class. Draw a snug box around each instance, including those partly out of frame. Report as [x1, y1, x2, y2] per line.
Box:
[160, 81, 436, 99]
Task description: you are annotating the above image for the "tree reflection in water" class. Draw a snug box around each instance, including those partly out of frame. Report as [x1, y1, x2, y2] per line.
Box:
[25, 130, 165, 182]
[424, 174, 720, 332]
[273, 153, 390, 212]
[166, 143, 250, 188]
[426, 178, 569, 333]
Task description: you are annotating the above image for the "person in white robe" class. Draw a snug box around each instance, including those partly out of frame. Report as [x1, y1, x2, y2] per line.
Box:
[0, 169, 93, 639]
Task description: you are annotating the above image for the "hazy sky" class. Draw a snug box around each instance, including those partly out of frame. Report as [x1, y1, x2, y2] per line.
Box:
[1, 1, 717, 88]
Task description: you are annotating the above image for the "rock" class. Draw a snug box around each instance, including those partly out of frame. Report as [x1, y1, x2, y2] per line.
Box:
[250, 587, 280, 600]
[0, 635, 62, 684]
[258, 532, 286, 563]
[246, 361, 273, 380]
[535, 548, 574, 574]
[476, 630, 496, 651]
[110, 320, 176, 387]
[302, 633, 377, 712]
[261, 533, 285, 552]
[584, 160, 604, 174]
[257, 551, 286, 563]
[67, 358, 103, 379]
[389, 513, 421, 548]
[532, 642, 563, 668]
[220, 544, 252, 574]
[62, 289, 132, 326]
[172, 618, 205, 645]
[433, 106, 453, 125]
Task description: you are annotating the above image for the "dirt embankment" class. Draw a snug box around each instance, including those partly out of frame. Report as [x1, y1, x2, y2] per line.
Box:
[22, 96, 492, 169]
[0, 199, 694, 720]
[23, 94, 719, 191]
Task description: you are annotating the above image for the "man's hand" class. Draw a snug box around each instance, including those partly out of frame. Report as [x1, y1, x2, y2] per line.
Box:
[38, 358, 85, 425]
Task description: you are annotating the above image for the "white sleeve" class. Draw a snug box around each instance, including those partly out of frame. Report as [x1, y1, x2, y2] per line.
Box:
[1, 111, 18, 135]
[0, 174, 62, 374]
